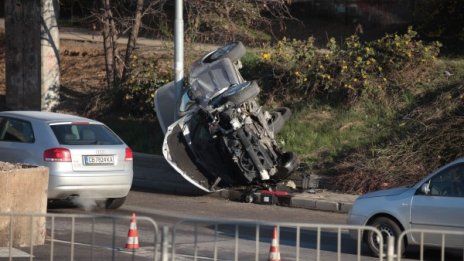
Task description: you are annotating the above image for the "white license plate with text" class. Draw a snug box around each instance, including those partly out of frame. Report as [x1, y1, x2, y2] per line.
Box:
[83, 155, 114, 165]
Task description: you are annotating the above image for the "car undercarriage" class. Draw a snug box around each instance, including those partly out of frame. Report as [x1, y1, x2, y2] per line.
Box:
[155, 42, 299, 192]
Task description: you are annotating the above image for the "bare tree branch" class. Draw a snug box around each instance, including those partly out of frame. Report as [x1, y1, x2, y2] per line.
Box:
[184, 0, 293, 46]
[95, 0, 167, 88]
[121, 0, 144, 83]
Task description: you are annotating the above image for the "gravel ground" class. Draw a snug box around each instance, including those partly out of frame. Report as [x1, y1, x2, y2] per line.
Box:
[0, 161, 27, 171]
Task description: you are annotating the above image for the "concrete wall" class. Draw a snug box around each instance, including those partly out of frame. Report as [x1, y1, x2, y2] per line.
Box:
[4, 0, 41, 110]
[0, 166, 49, 247]
[4, 0, 60, 111]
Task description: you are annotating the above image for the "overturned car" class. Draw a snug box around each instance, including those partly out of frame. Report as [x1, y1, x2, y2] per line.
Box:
[155, 42, 299, 192]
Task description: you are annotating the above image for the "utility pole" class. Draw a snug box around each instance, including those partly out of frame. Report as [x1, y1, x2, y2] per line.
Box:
[174, 0, 184, 120]
[4, 0, 59, 111]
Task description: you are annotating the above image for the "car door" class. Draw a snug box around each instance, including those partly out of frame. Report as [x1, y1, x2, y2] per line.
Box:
[0, 117, 37, 164]
[410, 163, 464, 247]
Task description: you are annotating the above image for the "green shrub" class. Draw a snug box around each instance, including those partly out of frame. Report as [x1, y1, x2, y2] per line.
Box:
[414, 0, 464, 45]
[243, 28, 441, 106]
[102, 117, 163, 154]
[119, 55, 173, 117]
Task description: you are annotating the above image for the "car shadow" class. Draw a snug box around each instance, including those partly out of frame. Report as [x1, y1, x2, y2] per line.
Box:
[131, 186, 207, 197]
[0, 94, 7, 110]
[405, 245, 463, 261]
[47, 199, 78, 209]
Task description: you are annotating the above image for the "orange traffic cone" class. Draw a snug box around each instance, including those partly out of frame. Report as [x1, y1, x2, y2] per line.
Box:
[125, 213, 140, 250]
[268, 226, 281, 261]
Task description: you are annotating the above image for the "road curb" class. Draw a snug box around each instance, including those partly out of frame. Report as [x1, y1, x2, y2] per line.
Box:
[212, 189, 357, 214]
[133, 152, 357, 213]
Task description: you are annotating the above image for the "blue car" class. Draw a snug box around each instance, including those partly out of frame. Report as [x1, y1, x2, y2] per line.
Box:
[347, 158, 464, 256]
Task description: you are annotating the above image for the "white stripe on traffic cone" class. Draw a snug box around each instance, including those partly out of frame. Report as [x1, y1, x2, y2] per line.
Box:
[125, 213, 140, 250]
[268, 226, 281, 261]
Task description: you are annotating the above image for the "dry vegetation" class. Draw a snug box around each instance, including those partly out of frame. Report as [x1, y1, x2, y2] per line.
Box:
[0, 162, 26, 171]
[54, 40, 107, 115]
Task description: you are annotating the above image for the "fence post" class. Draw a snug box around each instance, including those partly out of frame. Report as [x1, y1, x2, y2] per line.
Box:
[387, 236, 395, 261]
[160, 226, 170, 261]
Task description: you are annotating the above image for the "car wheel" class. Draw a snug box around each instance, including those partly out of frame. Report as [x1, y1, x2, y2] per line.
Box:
[104, 197, 127, 209]
[366, 217, 405, 257]
[268, 112, 285, 134]
[213, 81, 260, 107]
[273, 107, 292, 121]
[274, 152, 299, 179]
[244, 194, 254, 203]
[203, 42, 246, 63]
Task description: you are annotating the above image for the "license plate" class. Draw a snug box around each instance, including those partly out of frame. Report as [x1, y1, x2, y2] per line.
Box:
[83, 155, 114, 165]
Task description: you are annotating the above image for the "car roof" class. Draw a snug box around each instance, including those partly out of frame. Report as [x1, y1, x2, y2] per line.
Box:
[0, 111, 100, 124]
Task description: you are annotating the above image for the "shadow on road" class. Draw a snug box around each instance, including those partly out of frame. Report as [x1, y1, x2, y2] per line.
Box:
[215, 224, 367, 256]
[0, 94, 6, 110]
[175, 223, 464, 260]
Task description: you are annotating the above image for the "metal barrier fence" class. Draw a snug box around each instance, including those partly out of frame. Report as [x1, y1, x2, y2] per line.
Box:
[0, 212, 159, 261]
[1, 212, 464, 261]
[397, 229, 464, 261]
[171, 218, 385, 261]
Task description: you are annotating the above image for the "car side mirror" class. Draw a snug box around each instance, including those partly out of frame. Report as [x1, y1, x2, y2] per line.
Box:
[420, 182, 431, 195]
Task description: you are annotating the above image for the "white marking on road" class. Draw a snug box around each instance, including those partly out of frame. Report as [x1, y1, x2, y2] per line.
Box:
[121, 205, 194, 219]
[0, 247, 31, 258]
[175, 253, 233, 261]
[49, 238, 155, 258]
[48, 238, 232, 260]
[122, 204, 281, 224]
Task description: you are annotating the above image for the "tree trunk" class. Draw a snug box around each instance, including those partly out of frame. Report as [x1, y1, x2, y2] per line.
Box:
[101, 0, 114, 88]
[122, 0, 144, 84]
[109, 7, 121, 85]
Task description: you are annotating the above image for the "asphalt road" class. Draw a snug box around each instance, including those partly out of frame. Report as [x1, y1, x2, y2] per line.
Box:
[41, 192, 360, 261]
[30, 190, 460, 261]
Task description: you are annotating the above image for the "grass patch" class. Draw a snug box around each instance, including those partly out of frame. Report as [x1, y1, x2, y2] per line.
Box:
[278, 101, 395, 164]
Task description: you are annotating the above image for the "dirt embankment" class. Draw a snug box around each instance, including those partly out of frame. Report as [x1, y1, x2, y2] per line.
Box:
[0, 28, 107, 115]
[54, 40, 107, 115]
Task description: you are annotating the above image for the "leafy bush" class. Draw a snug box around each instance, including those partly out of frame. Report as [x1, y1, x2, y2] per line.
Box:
[243, 28, 441, 106]
[414, 0, 464, 45]
[119, 55, 173, 117]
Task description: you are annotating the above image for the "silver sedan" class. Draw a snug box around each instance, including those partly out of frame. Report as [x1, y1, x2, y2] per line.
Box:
[0, 111, 133, 209]
[347, 158, 464, 256]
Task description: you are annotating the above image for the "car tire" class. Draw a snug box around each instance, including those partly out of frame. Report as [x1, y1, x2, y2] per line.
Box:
[268, 111, 285, 134]
[366, 217, 405, 257]
[214, 81, 260, 107]
[203, 41, 246, 63]
[273, 107, 292, 121]
[274, 151, 299, 179]
[104, 196, 127, 209]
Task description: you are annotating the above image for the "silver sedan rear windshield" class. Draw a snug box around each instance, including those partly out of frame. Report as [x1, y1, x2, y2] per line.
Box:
[50, 123, 123, 145]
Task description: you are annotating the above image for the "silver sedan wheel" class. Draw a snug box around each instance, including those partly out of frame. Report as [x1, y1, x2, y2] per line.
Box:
[366, 217, 405, 257]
